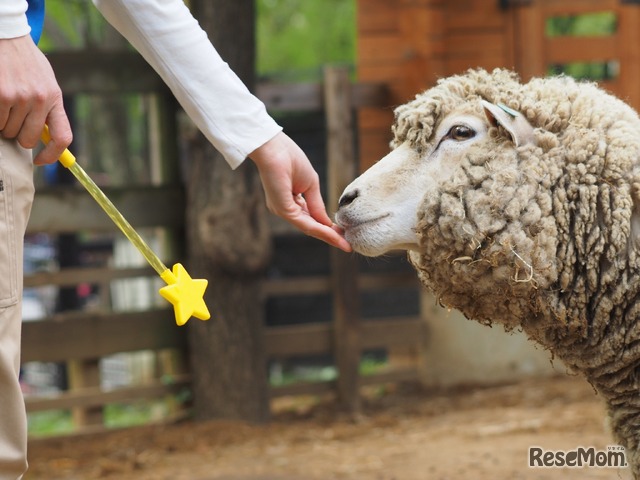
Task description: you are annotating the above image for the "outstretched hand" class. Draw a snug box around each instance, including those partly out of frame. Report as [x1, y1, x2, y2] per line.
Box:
[0, 35, 72, 165]
[250, 132, 352, 252]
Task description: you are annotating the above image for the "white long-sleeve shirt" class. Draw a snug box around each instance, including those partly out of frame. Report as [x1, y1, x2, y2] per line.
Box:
[1, 0, 281, 169]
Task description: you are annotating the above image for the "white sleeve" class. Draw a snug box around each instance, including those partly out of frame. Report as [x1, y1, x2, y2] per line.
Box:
[91, 0, 282, 169]
[0, 1, 31, 39]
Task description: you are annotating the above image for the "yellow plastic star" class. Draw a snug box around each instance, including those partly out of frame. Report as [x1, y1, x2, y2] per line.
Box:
[159, 263, 210, 326]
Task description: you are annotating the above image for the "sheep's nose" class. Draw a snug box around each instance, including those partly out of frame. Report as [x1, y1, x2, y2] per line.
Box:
[338, 188, 359, 208]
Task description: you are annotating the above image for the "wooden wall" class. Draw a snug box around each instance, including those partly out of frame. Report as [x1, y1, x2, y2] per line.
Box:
[356, 0, 640, 169]
[356, 0, 513, 169]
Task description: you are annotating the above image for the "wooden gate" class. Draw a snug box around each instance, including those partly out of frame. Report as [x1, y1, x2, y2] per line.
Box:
[508, 0, 640, 110]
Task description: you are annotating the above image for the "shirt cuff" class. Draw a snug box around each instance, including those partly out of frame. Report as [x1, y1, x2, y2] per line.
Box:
[0, 1, 30, 39]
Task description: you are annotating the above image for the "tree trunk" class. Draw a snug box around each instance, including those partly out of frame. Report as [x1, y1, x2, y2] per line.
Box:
[185, 0, 271, 423]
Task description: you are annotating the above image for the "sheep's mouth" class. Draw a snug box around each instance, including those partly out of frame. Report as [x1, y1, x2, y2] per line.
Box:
[337, 213, 391, 231]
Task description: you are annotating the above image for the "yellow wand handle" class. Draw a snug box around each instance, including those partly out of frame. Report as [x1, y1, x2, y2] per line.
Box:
[41, 126, 168, 277]
[41, 126, 210, 325]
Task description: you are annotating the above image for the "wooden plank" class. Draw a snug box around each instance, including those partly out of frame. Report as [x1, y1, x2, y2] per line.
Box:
[359, 272, 419, 290]
[446, 0, 506, 31]
[352, 83, 392, 109]
[24, 265, 158, 288]
[545, 36, 618, 64]
[513, 3, 546, 80]
[540, 0, 618, 16]
[357, 64, 416, 105]
[25, 375, 191, 412]
[262, 272, 418, 298]
[271, 355, 418, 397]
[358, 35, 404, 64]
[21, 308, 186, 363]
[48, 51, 166, 94]
[27, 185, 184, 234]
[257, 83, 323, 111]
[265, 323, 331, 357]
[270, 380, 335, 398]
[262, 276, 332, 297]
[357, 63, 403, 84]
[325, 66, 362, 413]
[256, 82, 389, 112]
[503, 2, 518, 70]
[619, 5, 640, 111]
[269, 368, 420, 398]
[397, 3, 446, 97]
[447, 32, 507, 58]
[28, 411, 190, 439]
[68, 359, 103, 428]
[358, 129, 393, 171]
[445, 54, 510, 77]
[264, 317, 424, 358]
[400, 3, 446, 57]
[357, 108, 395, 131]
[361, 367, 419, 386]
[361, 317, 425, 350]
[598, 79, 621, 98]
[357, 0, 399, 34]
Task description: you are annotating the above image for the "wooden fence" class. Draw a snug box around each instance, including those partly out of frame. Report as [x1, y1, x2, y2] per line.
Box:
[22, 54, 426, 433]
[356, 0, 640, 167]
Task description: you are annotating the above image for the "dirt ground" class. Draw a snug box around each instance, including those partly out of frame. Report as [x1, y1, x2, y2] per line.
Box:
[25, 375, 632, 480]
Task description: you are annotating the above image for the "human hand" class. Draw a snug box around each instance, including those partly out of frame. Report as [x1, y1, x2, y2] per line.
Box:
[0, 35, 72, 165]
[250, 132, 352, 252]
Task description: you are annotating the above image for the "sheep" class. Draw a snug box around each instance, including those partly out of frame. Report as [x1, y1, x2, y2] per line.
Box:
[336, 67, 640, 477]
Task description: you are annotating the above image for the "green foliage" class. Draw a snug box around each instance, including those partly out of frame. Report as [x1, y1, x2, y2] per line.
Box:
[546, 11, 618, 81]
[39, 0, 111, 51]
[41, 0, 357, 81]
[256, 0, 356, 82]
[545, 11, 616, 37]
[27, 396, 188, 437]
[27, 410, 74, 437]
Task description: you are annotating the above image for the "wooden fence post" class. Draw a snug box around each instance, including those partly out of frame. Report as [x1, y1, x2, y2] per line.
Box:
[68, 358, 103, 428]
[324, 65, 362, 413]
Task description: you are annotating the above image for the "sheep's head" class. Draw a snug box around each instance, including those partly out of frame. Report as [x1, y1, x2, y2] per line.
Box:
[336, 69, 563, 328]
[336, 100, 536, 256]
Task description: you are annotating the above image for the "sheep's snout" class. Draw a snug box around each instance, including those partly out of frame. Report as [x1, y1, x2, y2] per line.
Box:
[335, 144, 423, 257]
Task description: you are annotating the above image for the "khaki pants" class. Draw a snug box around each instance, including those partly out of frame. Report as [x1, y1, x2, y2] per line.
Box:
[0, 139, 34, 480]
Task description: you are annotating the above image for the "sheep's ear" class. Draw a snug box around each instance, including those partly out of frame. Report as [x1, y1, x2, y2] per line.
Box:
[481, 100, 535, 147]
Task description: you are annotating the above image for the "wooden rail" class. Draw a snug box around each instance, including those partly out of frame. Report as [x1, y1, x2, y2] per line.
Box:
[22, 58, 421, 433]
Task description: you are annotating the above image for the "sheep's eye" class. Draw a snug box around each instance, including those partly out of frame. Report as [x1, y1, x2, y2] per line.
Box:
[447, 124, 476, 141]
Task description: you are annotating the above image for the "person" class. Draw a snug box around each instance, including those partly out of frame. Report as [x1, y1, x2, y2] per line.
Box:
[0, 0, 350, 477]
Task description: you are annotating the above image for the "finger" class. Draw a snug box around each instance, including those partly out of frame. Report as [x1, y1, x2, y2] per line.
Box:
[0, 104, 9, 131]
[1, 103, 28, 139]
[310, 224, 353, 252]
[300, 182, 334, 227]
[17, 110, 48, 149]
[34, 106, 72, 166]
[34, 141, 65, 166]
[290, 214, 352, 252]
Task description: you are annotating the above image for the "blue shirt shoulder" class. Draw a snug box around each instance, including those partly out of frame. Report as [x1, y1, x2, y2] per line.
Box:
[26, 0, 45, 44]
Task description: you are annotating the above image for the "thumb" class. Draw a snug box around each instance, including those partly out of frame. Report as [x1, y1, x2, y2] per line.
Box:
[34, 104, 72, 166]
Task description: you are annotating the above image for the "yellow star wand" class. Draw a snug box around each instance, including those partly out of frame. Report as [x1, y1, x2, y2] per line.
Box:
[41, 126, 210, 326]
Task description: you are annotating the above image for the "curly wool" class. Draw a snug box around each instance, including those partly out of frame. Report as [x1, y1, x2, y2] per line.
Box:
[400, 69, 640, 475]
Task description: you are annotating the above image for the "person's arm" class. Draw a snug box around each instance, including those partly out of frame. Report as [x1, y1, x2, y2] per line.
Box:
[92, 0, 350, 251]
[91, 0, 280, 169]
